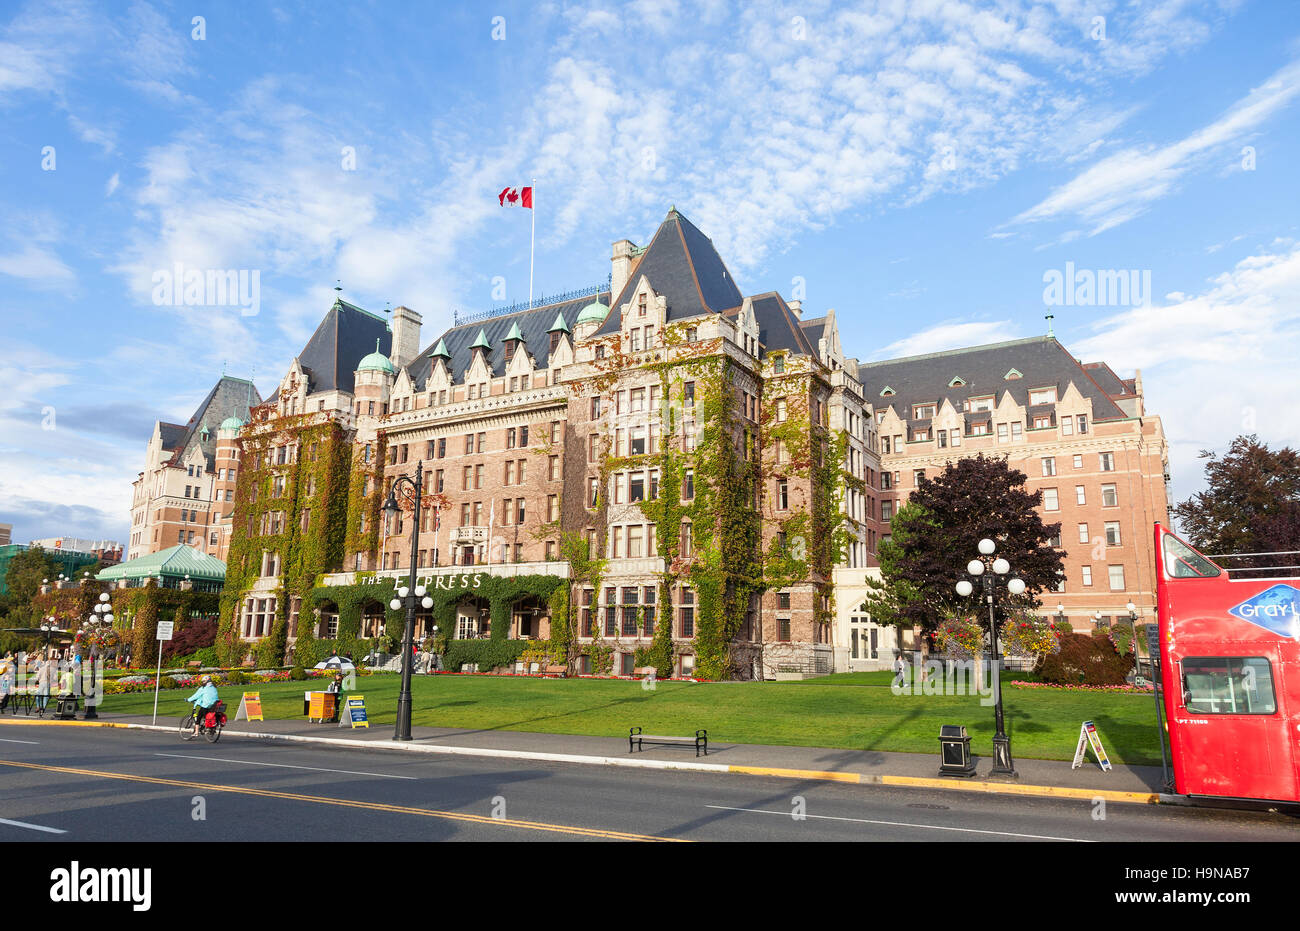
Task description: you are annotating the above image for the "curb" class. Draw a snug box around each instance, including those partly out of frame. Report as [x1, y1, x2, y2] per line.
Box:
[0, 717, 1165, 805]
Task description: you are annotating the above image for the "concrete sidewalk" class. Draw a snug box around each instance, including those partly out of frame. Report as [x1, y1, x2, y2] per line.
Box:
[4, 710, 1172, 805]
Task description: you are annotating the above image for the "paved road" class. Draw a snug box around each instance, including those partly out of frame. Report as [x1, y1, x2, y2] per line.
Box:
[1, 728, 1296, 842]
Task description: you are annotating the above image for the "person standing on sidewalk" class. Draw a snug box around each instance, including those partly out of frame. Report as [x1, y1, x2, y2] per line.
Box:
[892, 653, 907, 689]
[34, 652, 54, 714]
[326, 672, 345, 722]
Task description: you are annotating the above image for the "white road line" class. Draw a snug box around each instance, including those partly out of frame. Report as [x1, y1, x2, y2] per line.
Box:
[705, 805, 1092, 842]
[0, 817, 67, 835]
[0, 737, 39, 744]
[154, 752, 417, 780]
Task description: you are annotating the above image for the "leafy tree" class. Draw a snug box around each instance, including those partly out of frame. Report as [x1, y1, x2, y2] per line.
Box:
[1172, 435, 1300, 572]
[862, 454, 1064, 633]
[3, 546, 57, 606]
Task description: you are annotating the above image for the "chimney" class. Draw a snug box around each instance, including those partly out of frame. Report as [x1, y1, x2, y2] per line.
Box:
[390, 305, 422, 368]
[788, 299, 802, 319]
[611, 239, 636, 305]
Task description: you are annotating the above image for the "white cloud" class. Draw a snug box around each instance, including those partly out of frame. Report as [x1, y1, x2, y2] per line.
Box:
[105, 171, 119, 196]
[1010, 58, 1300, 235]
[1073, 241, 1300, 502]
[869, 319, 1019, 361]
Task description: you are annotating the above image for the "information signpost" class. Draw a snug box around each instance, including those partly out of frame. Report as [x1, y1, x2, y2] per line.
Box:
[151, 620, 174, 725]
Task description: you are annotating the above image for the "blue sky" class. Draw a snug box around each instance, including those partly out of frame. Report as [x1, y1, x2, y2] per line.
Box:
[2, 0, 1299, 545]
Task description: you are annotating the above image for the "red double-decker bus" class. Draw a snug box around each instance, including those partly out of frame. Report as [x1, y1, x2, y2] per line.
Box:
[1154, 523, 1299, 803]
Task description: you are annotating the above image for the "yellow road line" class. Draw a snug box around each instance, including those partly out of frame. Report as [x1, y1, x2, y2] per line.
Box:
[0, 759, 686, 842]
[0, 719, 130, 727]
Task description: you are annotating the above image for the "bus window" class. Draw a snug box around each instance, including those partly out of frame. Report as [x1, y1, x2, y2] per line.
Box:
[1162, 534, 1221, 579]
[1182, 657, 1276, 714]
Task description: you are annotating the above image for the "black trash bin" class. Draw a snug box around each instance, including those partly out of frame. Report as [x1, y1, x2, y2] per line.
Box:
[938, 724, 976, 777]
[54, 695, 79, 720]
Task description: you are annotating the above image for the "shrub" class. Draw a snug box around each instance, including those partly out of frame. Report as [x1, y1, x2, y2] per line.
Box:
[289, 665, 308, 681]
[255, 636, 282, 669]
[162, 618, 218, 662]
[157, 675, 177, 689]
[1037, 632, 1134, 685]
[443, 639, 529, 672]
[225, 669, 248, 686]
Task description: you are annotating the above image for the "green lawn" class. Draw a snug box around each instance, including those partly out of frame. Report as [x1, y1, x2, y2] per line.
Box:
[104, 673, 1163, 765]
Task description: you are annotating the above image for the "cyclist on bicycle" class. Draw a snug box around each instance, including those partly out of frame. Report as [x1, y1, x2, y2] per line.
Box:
[185, 674, 219, 737]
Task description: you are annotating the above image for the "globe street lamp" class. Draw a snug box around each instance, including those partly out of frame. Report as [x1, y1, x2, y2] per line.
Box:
[954, 537, 1024, 778]
[382, 461, 434, 741]
[81, 592, 115, 720]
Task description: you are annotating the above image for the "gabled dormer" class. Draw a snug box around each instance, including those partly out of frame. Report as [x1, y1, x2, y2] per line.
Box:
[736, 297, 760, 358]
[546, 311, 571, 357]
[621, 274, 666, 352]
[503, 321, 526, 365]
[470, 328, 491, 366]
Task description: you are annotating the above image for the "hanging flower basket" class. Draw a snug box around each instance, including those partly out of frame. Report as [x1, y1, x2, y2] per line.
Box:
[934, 616, 985, 659]
[1107, 624, 1135, 657]
[999, 614, 1062, 658]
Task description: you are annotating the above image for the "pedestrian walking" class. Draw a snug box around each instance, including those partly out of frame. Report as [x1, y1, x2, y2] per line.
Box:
[326, 672, 345, 722]
[892, 653, 907, 688]
[0, 659, 13, 712]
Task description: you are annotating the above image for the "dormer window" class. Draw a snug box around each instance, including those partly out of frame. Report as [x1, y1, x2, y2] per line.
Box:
[638, 294, 647, 317]
[880, 386, 895, 397]
[1004, 368, 1023, 380]
[773, 354, 784, 374]
[913, 404, 935, 420]
[504, 342, 515, 362]
[686, 327, 697, 343]
[550, 332, 560, 353]
[595, 345, 605, 360]
[1029, 387, 1057, 405]
[948, 376, 966, 387]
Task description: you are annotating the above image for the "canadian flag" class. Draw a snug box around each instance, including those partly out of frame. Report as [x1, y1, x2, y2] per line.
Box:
[499, 186, 533, 208]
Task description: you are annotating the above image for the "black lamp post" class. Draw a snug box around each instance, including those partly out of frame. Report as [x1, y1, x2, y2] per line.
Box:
[382, 461, 434, 741]
[954, 537, 1025, 779]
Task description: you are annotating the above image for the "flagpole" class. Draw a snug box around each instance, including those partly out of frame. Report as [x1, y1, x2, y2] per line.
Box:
[528, 179, 536, 308]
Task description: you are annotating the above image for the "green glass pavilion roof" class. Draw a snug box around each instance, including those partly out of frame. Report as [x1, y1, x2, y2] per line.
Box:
[97, 545, 226, 583]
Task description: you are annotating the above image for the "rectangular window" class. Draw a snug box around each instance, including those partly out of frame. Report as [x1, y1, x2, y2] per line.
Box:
[777, 479, 789, 510]
[1078, 523, 1089, 544]
[683, 469, 695, 500]
[1108, 564, 1126, 591]
[1101, 484, 1118, 507]
[590, 397, 601, 420]
[1182, 657, 1277, 714]
[1077, 415, 1088, 434]
[630, 473, 645, 502]
[1010, 422, 1022, 440]
[1076, 485, 1086, 506]
[1105, 521, 1122, 545]
[1082, 566, 1093, 586]
[1061, 418, 1073, 436]
[588, 477, 599, 508]
[881, 500, 893, 522]
[684, 381, 695, 407]
[1042, 457, 1056, 476]
[778, 618, 791, 642]
[1100, 452, 1115, 471]
[1043, 488, 1059, 511]
[628, 525, 644, 558]
[680, 521, 693, 556]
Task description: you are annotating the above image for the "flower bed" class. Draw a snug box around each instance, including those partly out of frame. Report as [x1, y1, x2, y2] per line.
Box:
[1008, 680, 1153, 693]
[102, 667, 331, 694]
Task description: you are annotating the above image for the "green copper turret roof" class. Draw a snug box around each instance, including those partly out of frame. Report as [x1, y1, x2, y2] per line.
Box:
[505, 320, 525, 342]
[576, 300, 609, 324]
[430, 337, 450, 358]
[219, 415, 245, 431]
[357, 337, 397, 374]
[470, 328, 491, 351]
[547, 311, 571, 334]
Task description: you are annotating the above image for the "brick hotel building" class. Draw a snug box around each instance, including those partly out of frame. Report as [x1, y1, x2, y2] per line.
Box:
[129, 208, 1169, 676]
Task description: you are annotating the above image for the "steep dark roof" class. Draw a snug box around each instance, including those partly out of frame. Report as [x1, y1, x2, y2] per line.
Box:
[595, 208, 743, 335]
[858, 337, 1128, 424]
[168, 376, 262, 470]
[298, 299, 391, 395]
[158, 422, 187, 451]
[406, 291, 611, 389]
[799, 316, 828, 346]
[724, 292, 818, 358]
[1083, 362, 1133, 398]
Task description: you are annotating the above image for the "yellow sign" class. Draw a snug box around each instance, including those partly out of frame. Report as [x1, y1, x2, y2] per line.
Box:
[235, 691, 263, 722]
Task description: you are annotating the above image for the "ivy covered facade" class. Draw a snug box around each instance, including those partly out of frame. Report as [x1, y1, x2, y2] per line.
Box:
[215, 209, 895, 677]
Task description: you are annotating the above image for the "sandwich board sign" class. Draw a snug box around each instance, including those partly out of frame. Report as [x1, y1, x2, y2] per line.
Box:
[1071, 720, 1112, 772]
[340, 695, 368, 728]
[234, 691, 264, 722]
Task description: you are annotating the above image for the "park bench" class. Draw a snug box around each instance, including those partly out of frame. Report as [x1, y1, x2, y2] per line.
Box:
[629, 726, 708, 757]
[633, 666, 657, 678]
[543, 665, 566, 678]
